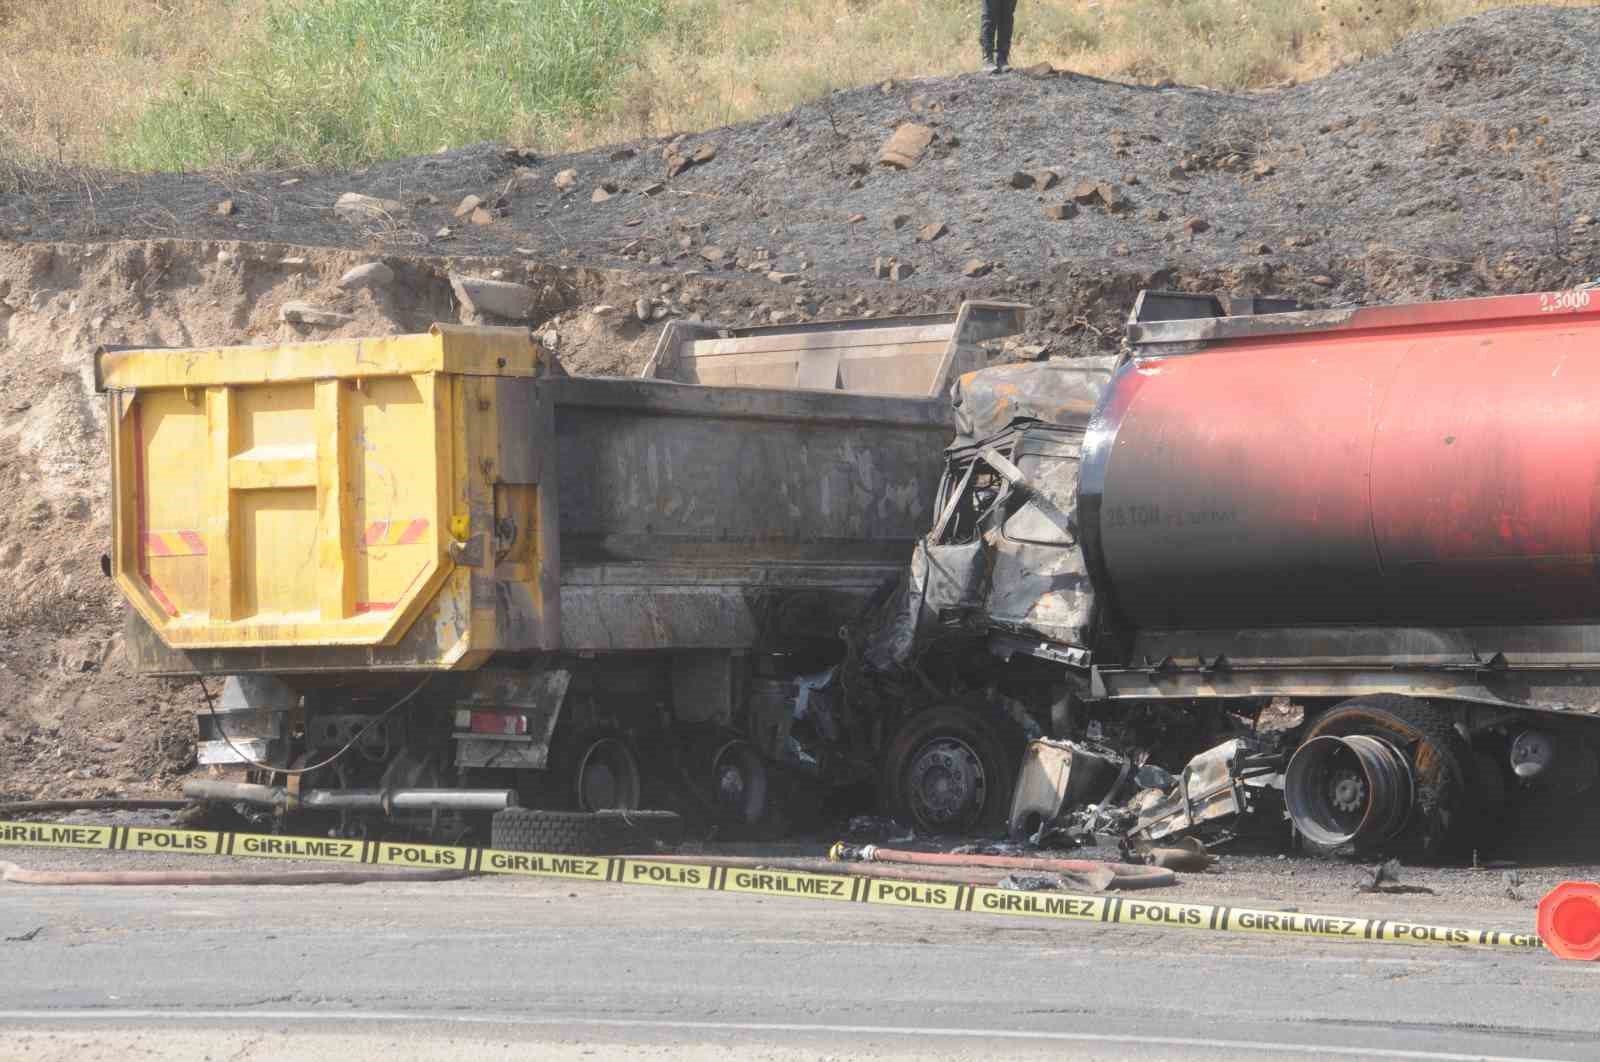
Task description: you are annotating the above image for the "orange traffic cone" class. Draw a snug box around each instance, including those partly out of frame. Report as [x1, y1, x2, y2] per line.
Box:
[1537, 881, 1600, 960]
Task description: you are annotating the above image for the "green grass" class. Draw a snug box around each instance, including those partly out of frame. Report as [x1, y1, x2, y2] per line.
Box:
[9, 0, 1594, 172]
[116, 0, 664, 170]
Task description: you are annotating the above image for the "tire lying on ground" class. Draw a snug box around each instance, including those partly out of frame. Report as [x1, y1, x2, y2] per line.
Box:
[490, 808, 683, 855]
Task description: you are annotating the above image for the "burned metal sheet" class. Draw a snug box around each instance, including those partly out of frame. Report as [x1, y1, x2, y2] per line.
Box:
[949, 359, 1116, 444]
[1007, 738, 1125, 841]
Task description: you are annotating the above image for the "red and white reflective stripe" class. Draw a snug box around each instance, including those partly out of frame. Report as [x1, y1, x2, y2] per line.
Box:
[143, 530, 207, 557]
[362, 519, 430, 547]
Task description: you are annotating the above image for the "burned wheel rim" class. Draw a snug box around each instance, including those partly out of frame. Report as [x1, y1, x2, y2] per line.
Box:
[576, 737, 640, 812]
[905, 736, 987, 829]
[1286, 734, 1413, 849]
[712, 741, 769, 825]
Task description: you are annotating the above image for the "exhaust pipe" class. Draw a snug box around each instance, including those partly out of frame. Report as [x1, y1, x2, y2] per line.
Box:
[183, 780, 515, 814]
[1285, 734, 1413, 849]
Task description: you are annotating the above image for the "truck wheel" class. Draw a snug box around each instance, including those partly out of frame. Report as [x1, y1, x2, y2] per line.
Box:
[489, 808, 684, 855]
[1288, 696, 1472, 860]
[573, 735, 642, 811]
[880, 706, 1014, 836]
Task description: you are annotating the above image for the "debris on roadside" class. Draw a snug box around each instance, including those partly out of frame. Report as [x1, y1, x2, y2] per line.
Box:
[997, 872, 1066, 892]
[1355, 858, 1436, 896]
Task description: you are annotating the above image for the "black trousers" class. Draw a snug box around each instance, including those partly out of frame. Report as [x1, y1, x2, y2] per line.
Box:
[981, 0, 1018, 64]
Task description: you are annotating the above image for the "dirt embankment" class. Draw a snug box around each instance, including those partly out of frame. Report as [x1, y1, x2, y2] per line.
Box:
[3, 7, 1600, 798]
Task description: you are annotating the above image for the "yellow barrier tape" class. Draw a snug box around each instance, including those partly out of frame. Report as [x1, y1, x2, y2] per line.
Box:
[0, 820, 1542, 952]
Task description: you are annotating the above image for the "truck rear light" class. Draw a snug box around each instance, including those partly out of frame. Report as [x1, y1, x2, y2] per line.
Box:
[452, 710, 528, 735]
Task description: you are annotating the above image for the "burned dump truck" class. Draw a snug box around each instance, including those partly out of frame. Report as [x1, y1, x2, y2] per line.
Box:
[94, 304, 1027, 847]
[858, 287, 1600, 860]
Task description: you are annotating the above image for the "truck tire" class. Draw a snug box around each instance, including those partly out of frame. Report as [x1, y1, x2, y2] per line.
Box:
[1295, 696, 1473, 861]
[489, 808, 684, 855]
[879, 705, 1014, 836]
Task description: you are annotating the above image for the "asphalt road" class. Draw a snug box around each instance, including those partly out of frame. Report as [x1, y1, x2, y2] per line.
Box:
[2, 856, 1598, 1061]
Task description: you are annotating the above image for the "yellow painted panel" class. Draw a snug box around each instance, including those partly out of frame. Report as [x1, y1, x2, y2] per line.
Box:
[351, 375, 437, 616]
[239, 488, 317, 619]
[100, 326, 541, 390]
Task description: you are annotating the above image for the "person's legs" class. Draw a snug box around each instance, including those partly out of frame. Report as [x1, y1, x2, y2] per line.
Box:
[996, 0, 1018, 68]
[979, 0, 998, 66]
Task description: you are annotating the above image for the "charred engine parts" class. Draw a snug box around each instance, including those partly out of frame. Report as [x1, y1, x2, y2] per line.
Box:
[1003, 735, 1286, 853]
[1008, 738, 1125, 841]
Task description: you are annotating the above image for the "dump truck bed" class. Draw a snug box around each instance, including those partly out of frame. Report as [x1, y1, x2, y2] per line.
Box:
[98, 316, 995, 675]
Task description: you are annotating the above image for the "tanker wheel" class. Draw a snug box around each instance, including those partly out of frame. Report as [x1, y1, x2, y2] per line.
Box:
[879, 706, 1014, 836]
[1288, 696, 1473, 861]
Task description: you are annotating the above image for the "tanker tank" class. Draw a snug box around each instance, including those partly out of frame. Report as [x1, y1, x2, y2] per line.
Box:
[1082, 289, 1600, 633]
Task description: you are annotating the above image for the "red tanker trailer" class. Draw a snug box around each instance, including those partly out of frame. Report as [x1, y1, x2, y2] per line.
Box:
[878, 287, 1600, 859]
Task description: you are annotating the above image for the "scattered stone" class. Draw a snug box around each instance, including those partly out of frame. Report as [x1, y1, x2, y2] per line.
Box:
[878, 123, 935, 169]
[280, 177, 301, 187]
[918, 221, 948, 243]
[1098, 182, 1131, 212]
[470, 207, 494, 225]
[638, 182, 665, 196]
[449, 274, 538, 319]
[848, 213, 866, 224]
[216, 199, 236, 217]
[1111, 242, 1131, 256]
[611, 147, 637, 161]
[541, 330, 560, 350]
[554, 168, 578, 191]
[890, 213, 912, 230]
[216, 250, 234, 265]
[1030, 169, 1060, 190]
[1308, 275, 1336, 287]
[338, 262, 395, 291]
[1009, 171, 1034, 190]
[1251, 159, 1276, 179]
[665, 142, 718, 178]
[1249, 242, 1274, 255]
[435, 226, 453, 238]
[592, 182, 619, 204]
[1182, 216, 1210, 236]
[873, 256, 893, 279]
[699, 246, 727, 264]
[1575, 213, 1595, 228]
[768, 271, 801, 284]
[770, 309, 796, 324]
[281, 301, 352, 327]
[1042, 203, 1077, 221]
[635, 297, 653, 322]
[277, 257, 310, 270]
[849, 177, 865, 190]
[890, 261, 914, 281]
[1021, 62, 1056, 78]
[962, 258, 993, 278]
[1070, 182, 1101, 204]
[334, 192, 404, 223]
[1144, 208, 1170, 222]
[454, 194, 483, 218]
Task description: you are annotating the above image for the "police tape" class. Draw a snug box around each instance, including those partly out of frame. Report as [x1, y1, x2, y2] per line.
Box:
[0, 819, 1543, 952]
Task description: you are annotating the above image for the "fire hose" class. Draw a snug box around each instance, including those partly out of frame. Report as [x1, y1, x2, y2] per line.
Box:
[828, 843, 1177, 890]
